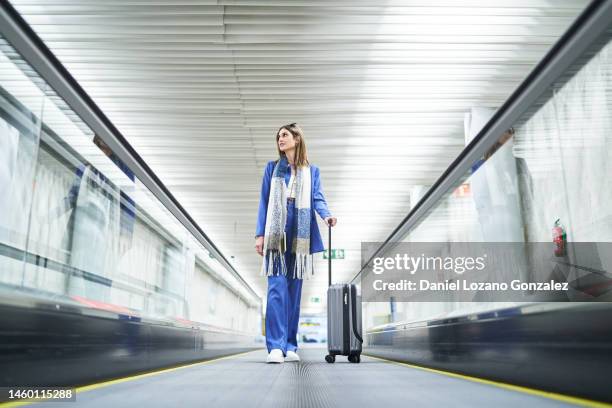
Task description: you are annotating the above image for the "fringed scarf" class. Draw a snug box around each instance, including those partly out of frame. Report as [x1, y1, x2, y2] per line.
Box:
[261, 157, 314, 279]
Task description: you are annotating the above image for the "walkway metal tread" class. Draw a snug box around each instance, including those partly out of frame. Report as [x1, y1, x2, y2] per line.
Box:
[36, 349, 574, 408]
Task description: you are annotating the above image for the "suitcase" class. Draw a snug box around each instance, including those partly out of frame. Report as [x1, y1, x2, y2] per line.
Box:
[325, 223, 363, 363]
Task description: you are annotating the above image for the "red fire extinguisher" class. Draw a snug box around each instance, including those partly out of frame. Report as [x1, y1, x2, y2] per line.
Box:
[552, 219, 567, 257]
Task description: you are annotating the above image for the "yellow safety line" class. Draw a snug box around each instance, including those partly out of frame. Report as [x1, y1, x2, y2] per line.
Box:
[364, 354, 612, 408]
[0, 349, 259, 408]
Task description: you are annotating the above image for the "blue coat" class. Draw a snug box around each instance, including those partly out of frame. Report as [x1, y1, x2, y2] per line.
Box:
[256, 160, 331, 254]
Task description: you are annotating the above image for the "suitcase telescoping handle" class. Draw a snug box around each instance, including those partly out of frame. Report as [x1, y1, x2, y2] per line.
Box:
[328, 222, 332, 287]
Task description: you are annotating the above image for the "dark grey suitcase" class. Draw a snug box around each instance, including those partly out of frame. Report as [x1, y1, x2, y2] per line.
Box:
[325, 224, 363, 363]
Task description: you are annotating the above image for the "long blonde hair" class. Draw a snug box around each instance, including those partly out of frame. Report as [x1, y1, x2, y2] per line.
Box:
[276, 123, 309, 167]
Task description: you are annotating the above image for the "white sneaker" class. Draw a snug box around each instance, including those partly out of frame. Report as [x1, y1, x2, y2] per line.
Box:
[266, 349, 284, 364]
[285, 350, 300, 362]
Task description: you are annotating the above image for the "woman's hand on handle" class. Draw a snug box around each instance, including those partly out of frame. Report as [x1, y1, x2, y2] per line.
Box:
[255, 236, 264, 256]
[325, 217, 337, 227]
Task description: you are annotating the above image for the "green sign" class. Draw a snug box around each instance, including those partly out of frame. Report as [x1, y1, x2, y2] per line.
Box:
[323, 249, 345, 259]
[310, 296, 321, 304]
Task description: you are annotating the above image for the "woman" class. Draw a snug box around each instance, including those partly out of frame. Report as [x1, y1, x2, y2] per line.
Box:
[255, 123, 336, 364]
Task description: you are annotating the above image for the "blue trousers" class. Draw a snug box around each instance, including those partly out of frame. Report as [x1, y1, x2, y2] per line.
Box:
[265, 199, 303, 354]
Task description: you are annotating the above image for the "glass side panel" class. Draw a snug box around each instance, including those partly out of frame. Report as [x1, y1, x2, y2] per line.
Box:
[363, 26, 612, 329]
[0, 36, 260, 334]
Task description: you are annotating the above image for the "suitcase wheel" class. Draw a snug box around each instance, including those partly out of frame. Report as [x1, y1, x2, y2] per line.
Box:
[348, 354, 361, 363]
[325, 354, 336, 363]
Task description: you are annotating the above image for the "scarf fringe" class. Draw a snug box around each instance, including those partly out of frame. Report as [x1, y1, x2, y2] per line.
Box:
[293, 253, 314, 280]
[261, 249, 288, 277]
[260, 251, 315, 280]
